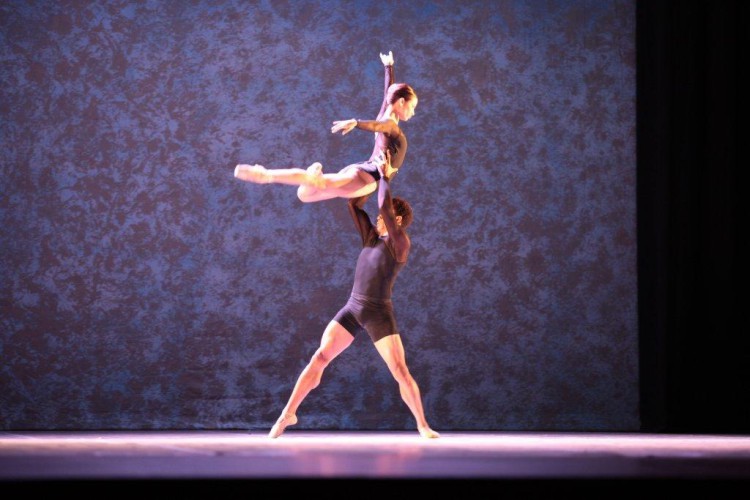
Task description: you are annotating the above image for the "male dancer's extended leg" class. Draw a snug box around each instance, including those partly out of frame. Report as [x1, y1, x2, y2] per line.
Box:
[269, 321, 355, 438]
[374, 334, 440, 439]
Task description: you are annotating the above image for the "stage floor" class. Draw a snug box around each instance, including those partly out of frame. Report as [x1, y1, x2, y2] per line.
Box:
[2, 430, 750, 494]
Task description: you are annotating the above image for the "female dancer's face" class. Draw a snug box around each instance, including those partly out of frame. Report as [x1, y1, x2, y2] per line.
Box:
[395, 97, 418, 122]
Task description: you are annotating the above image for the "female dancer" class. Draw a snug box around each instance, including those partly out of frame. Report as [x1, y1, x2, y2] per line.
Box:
[234, 51, 418, 202]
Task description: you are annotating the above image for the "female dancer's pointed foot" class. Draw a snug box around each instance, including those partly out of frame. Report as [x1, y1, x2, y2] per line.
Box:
[268, 413, 298, 439]
[418, 426, 440, 439]
[235, 164, 271, 184]
[305, 162, 325, 188]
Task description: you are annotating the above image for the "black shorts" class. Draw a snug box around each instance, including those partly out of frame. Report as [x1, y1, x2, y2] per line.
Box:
[333, 293, 397, 343]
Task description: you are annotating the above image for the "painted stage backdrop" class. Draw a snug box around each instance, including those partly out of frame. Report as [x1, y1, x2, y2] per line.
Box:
[1, 0, 637, 431]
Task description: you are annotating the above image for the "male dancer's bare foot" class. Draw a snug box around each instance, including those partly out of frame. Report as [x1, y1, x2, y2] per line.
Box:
[418, 426, 440, 439]
[234, 164, 271, 183]
[305, 162, 325, 188]
[268, 413, 298, 439]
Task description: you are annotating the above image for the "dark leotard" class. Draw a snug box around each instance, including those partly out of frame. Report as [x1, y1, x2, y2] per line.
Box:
[333, 176, 409, 342]
[351, 64, 408, 182]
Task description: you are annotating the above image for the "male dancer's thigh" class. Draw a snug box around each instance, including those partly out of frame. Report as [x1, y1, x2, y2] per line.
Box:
[318, 320, 356, 360]
[373, 333, 406, 372]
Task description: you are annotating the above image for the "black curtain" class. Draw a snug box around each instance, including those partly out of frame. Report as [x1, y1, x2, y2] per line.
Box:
[637, 0, 746, 433]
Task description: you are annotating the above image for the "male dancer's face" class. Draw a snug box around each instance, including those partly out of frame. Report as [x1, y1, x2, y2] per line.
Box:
[376, 214, 402, 237]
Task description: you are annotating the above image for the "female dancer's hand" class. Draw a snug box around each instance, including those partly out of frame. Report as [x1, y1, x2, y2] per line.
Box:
[380, 51, 394, 66]
[331, 118, 357, 135]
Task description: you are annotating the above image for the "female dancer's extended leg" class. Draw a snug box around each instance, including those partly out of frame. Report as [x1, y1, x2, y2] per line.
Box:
[234, 163, 376, 202]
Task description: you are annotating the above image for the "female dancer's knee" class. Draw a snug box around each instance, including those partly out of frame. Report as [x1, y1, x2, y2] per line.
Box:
[297, 185, 315, 202]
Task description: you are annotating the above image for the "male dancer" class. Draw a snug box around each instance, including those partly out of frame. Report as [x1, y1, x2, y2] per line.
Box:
[269, 153, 439, 439]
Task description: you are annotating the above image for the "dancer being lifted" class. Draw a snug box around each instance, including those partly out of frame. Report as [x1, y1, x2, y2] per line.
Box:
[234, 51, 417, 202]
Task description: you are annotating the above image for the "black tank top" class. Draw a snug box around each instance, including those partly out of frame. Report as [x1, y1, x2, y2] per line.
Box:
[351, 232, 405, 300]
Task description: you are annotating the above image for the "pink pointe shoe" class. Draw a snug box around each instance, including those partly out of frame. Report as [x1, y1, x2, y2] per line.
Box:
[234, 164, 271, 184]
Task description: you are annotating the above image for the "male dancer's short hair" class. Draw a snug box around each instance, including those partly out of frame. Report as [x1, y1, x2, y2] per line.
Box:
[393, 197, 413, 229]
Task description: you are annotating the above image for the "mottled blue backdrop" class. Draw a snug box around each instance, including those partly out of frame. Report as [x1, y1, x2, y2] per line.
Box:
[1, 0, 637, 431]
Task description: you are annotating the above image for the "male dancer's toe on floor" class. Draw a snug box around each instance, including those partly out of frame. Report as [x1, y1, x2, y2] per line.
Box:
[268, 413, 298, 439]
[419, 426, 441, 439]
